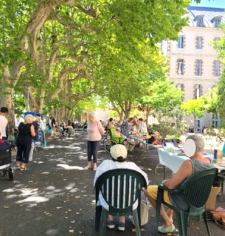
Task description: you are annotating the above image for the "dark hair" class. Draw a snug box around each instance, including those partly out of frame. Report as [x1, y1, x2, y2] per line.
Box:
[111, 156, 126, 162]
[109, 118, 113, 122]
[128, 117, 133, 122]
[139, 118, 143, 121]
[0, 107, 8, 113]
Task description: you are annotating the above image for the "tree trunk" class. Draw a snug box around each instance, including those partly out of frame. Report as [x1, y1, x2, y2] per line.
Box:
[146, 106, 151, 126]
[0, 88, 15, 126]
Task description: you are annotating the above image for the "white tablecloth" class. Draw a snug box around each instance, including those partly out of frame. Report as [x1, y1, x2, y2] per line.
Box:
[158, 148, 215, 173]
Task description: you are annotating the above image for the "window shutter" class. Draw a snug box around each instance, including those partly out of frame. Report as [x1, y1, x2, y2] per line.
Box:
[181, 84, 184, 91]
[199, 60, 202, 76]
[197, 37, 202, 49]
[195, 85, 197, 99]
[181, 61, 184, 74]
[214, 61, 220, 76]
[199, 85, 202, 97]
[181, 36, 184, 48]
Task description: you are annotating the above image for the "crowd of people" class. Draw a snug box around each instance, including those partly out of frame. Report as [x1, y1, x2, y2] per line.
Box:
[0, 108, 216, 233]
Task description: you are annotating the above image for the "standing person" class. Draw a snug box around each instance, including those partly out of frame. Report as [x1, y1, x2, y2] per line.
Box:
[0, 107, 8, 139]
[6, 120, 15, 141]
[16, 115, 36, 170]
[121, 117, 133, 137]
[138, 118, 147, 133]
[85, 112, 105, 171]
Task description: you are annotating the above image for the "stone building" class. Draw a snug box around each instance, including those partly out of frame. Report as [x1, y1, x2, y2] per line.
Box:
[163, 6, 224, 132]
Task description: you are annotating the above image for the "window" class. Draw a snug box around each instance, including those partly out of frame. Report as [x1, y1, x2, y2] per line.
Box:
[197, 17, 203, 27]
[214, 18, 221, 28]
[212, 113, 220, 127]
[196, 37, 202, 49]
[195, 60, 202, 76]
[214, 37, 220, 49]
[177, 83, 184, 91]
[178, 36, 184, 49]
[177, 59, 184, 75]
[214, 60, 220, 77]
[195, 84, 201, 99]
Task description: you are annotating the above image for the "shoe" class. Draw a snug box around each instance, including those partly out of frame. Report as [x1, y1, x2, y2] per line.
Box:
[93, 166, 97, 171]
[107, 221, 115, 229]
[158, 218, 173, 229]
[84, 166, 91, 170]
[118, 222, 125, 231]
[158, 224, 175, 233]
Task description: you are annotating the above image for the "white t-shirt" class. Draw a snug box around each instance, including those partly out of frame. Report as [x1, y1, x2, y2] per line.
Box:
[94, 160, 148, 210]
[0, 115, 8, 137]
[139, 122, 147, 133]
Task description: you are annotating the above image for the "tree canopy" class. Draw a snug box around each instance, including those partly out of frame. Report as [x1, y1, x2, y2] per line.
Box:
[0, 0, 199, 124]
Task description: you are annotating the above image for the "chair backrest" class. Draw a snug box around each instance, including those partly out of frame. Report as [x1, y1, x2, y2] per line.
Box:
[110, 128, 115, 138]
[95, 168, 147, 215]
[179, 168, 218, 209]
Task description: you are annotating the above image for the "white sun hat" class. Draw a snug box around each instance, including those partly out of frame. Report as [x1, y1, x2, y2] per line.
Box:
[110, 144, 127, 161]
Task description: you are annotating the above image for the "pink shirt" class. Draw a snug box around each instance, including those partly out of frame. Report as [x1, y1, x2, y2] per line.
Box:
[87, 121, 105, 141]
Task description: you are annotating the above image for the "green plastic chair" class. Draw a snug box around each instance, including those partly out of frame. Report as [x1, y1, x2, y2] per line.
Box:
[94, 168, 147, 236]
[110, 128, 124, 144]
[155, 168, 218, 236]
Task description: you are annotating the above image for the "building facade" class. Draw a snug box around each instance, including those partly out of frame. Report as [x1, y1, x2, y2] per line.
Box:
[166, 6, 224, 132]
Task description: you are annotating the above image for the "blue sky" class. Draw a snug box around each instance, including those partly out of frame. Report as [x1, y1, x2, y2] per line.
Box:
[191, 0, 225, 8]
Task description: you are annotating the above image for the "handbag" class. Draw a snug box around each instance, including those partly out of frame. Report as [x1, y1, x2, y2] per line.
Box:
[8, 134, 15, 142]
[131, 192, 148, 226]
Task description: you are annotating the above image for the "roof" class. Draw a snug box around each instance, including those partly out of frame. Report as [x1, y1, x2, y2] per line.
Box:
[186, 6, 225, 27]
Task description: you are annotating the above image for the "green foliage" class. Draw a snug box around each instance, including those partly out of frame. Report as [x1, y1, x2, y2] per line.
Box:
[181, 97, 206, 118]
[0, 0, 196, 118]
[14, 93, 26, 116]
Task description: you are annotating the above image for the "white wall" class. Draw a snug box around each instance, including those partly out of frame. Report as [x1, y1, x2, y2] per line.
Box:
[95, 108, 109, 123]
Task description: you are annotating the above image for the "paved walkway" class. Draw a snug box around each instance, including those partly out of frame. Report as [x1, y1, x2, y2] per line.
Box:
[0, 132, 224, 236]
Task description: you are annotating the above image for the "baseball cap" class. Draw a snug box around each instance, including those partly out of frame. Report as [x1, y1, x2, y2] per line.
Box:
[110, 144, 127, 161]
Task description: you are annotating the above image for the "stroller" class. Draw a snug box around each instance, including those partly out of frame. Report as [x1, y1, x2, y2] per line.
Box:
[0, 139, 13, 181]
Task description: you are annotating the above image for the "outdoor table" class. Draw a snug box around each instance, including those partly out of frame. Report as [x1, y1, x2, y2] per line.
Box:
[157, 148, 225, 180]
[129, 134, 162, 160]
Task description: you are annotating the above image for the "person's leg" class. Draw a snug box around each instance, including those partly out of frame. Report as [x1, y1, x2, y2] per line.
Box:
[93, 141, 100, 170]
[21, 142, 32, 169]
[85, 141, 92, 169]
[143, 187, 173, 228]
[16, 141, 23, 167]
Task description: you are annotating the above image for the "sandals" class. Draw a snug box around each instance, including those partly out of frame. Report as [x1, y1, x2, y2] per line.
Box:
[16, 165, 20, 170]
[93, 166, 97, 171]
[20, 167, 26, 171]
[84, 166, 92, 170]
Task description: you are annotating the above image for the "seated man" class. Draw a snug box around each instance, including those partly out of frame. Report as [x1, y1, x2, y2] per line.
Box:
[143, 135, 213, 234]
[94, 144, 148, 231]
[114, 128, 136, 152]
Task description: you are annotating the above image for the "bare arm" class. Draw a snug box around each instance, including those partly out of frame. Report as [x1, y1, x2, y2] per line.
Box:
[30, 125, 36, 137]
[162, 160, 192, 189]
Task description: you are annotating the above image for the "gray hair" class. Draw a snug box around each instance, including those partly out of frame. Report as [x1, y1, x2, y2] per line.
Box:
[25, 114, 35, 122]
[88, 111, 97, 119]
[186, 135, 205, 153]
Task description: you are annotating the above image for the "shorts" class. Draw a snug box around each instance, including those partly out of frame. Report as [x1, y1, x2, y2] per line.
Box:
[147, 185, 172, 205]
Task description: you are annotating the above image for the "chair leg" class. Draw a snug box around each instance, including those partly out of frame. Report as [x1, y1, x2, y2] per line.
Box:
[95, 205, 102, 231]
[100, 208, 108, 236]
[203, 211, 211, 236]
[155, 189, 163, 236]
[175, 210, 188, 236]
[133, 208, 141, 236]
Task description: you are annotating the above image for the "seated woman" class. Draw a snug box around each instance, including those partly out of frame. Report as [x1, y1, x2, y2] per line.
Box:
[143, 135, 213, 233]
[113, 128, 136, 152]
[94, 144, 148, 231]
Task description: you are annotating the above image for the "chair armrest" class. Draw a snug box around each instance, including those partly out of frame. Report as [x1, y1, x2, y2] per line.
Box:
[158, 185, 179, 194]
